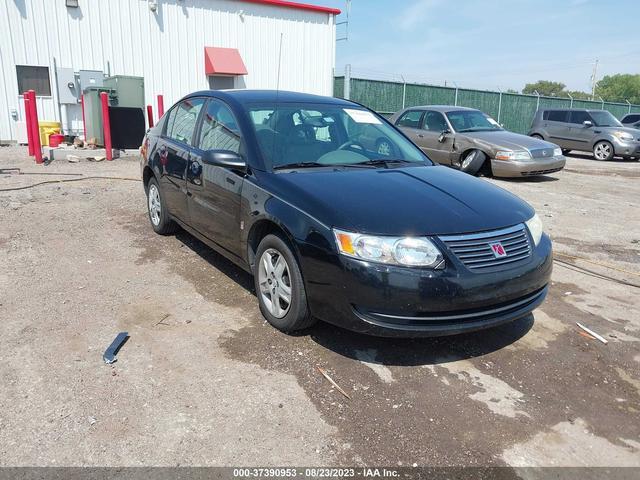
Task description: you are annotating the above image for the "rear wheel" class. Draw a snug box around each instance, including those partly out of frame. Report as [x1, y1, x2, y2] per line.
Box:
[460, 149, 487, 175]
[593, 141, 614, 161]
[146, 177, 178, 235]
[254, 234, 316, 333]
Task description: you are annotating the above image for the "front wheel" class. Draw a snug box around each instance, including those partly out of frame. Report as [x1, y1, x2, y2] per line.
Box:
[254, 234, 316, 333]
[562, 149, 571, 155]
[531, 134, 544, 140]
[593, 141, 614, 161]
[146, 177, 178, 235]
[460, 149, 487, 175]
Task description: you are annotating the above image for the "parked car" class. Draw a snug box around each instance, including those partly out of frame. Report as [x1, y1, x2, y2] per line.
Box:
[387, 106, 565, 177]
[141, 90, 552, 337]
[621, 113, 640, 130]
[529, 108, 640, 161]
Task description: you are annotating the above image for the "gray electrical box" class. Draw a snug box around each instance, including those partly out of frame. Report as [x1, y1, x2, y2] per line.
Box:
[78, 70, 104, 92]
[83, 87, 115, 145]
[57, 67, 79, 104]
[102, 76, 145, 108]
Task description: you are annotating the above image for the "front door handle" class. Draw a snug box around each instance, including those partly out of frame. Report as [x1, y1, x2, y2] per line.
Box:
[417, 134, 424, 138]
[226, 177, 236, 185]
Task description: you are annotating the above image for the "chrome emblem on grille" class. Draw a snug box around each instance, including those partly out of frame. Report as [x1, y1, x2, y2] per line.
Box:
[489, 242, 507, 258]
[542, 150, 548, 156]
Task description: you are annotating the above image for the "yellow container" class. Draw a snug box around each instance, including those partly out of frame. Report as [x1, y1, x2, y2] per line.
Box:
[39, 121, 61, 146]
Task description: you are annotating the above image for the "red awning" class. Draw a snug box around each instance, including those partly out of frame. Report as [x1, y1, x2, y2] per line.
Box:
[204, 47, 248, 76]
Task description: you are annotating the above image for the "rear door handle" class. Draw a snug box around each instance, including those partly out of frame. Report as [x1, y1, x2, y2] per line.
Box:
[226, 177, 236, 185]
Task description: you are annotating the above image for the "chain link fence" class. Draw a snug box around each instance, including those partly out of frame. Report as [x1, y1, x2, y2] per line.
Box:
[334, 76, 640, 134]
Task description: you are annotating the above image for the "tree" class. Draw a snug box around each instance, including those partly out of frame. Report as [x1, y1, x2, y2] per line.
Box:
[523, 80, 566, 97]
[595, 74, 640, 104]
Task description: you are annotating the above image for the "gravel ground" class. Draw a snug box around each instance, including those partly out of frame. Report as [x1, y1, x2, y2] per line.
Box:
[0, 145, 638, 468]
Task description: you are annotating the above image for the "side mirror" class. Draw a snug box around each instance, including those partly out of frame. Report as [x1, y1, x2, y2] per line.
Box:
[583, 120, 593, 128]
[203, 150, 245, 169]
[438, 128, 451, 143]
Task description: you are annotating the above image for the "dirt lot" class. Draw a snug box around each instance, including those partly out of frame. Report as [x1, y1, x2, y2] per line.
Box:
[0, 146, 639, 468]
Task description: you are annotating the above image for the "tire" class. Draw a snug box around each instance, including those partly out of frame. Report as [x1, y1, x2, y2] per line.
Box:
[254, 233, 316, 333]
[375, 137, 395, 157]
[146, 177, 178, 235]
[593, 141, 614, 161]
[460, 149, 487, 175]
[531, 134, 544, 140]
[562, 149, 571, 155]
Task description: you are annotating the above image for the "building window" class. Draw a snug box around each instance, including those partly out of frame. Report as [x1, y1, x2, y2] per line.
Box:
[16, 66, 52, 96]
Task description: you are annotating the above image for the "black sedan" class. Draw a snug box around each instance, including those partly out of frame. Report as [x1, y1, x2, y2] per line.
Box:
[140, 90, 552, 337]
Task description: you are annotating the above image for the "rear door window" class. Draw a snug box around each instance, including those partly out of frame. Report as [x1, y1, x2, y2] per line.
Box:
[396, 110, 424, 128]
[547, 110, 568, 122]
[166, 98, 205, 146]
[569, 111, 592, 125]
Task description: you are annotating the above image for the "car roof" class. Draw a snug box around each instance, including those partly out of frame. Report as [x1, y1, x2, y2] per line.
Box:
[405, 105, 478, 113]
[539, 108, 607, 112]
[185, 89, 356, 107]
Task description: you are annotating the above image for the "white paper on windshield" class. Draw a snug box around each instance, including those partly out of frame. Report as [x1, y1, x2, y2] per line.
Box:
[344, 108, 382, 124]
[487, 117, 500, 126]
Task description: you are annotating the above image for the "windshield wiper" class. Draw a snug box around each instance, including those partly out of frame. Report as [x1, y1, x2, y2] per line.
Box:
[350, 159, 416, 168]
[273, 162, 328, 170]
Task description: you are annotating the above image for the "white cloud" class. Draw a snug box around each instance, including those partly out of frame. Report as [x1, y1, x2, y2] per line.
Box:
[396, 0, 442, 31]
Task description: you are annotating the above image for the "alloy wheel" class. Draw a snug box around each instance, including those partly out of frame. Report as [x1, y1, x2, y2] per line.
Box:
[148, 184, 161, 226]
[462, 151, 476, 169]
[258, 248, 292, 319]
[594, 142, 612, 160]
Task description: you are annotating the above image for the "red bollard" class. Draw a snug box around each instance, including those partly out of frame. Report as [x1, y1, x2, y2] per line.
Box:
[81, 94, 87, 140]
[157, 94, 164, 118]
[24, 93, 34, 156]
[146, 105, 154, 128]
[28, 90, 43, 164]
[100, 92, 113, 161]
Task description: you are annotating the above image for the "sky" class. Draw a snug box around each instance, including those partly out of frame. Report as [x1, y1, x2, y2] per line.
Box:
[333, 0, 640, 93]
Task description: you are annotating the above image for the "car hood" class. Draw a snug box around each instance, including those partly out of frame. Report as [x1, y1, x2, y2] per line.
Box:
[604, 126, 640, 137]
[259, 166, 534, 236]
[462, 130, 558, 151]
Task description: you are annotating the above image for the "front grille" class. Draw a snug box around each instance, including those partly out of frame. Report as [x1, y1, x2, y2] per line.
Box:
[439, 224, 532, 271]
[529, 147, 556, 159]
[521, 167, 563, 176]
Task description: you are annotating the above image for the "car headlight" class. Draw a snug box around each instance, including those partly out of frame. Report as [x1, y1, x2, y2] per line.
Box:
[553, 147, 562, 156]
[495, 150, 531, 161]
[525, 213, 543, 246]
[333, 229, 443, 267]
[613, 131, 634, 141]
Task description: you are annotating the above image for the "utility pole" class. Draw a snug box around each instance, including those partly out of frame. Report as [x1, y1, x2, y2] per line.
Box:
[590, 59, 599, 100]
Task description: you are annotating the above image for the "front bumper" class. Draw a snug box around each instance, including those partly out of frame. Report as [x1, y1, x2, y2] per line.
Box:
[611, 138, 640, 157]
[301, 234, 553, 337]
[491, 156, 566, 177]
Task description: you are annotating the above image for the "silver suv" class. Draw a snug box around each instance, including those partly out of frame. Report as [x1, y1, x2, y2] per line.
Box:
[529, 109, 640, 161]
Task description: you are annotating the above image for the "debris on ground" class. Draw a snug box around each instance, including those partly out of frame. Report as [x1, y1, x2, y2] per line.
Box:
[316, 366, 351, 400]
[103, 332, 130, 364]
[576, 322, 608, 344]
[67, 155, 80, 163]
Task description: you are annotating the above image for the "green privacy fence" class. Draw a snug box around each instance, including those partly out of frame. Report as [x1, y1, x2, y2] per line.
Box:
[334, 77, 640, 134]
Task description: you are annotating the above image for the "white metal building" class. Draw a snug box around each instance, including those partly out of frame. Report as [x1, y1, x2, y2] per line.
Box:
[0, 0, 340, 143]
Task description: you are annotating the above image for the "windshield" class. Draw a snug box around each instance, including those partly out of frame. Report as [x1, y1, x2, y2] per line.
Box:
[446, 110, 502, 132]
[590, 111, 623, 127]
[245, 103, 431, 170]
